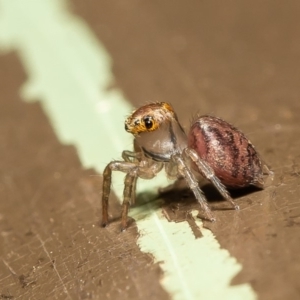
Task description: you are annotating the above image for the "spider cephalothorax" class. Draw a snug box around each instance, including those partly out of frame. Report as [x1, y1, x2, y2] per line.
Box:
[124, 102, 187, 162]
[101, 102, 273, 230]
[124, 102, 177, 134]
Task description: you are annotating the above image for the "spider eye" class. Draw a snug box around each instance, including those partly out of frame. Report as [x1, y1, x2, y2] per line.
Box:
[143, 116, 154, 130]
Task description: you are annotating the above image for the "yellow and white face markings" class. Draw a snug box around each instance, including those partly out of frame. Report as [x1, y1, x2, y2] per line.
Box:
[0, 1, 257, 299]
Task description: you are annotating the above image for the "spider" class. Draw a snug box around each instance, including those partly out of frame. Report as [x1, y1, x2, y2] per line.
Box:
[101, 102, 272, 231]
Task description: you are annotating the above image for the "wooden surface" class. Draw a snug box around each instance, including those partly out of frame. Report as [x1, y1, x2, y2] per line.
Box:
[0, 1, 300, 299]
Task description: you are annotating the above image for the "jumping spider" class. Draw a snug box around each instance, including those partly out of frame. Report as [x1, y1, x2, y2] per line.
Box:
[101, 102, 272, 230]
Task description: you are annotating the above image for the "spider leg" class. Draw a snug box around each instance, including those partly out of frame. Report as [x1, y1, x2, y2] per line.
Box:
[121, 173, 137, 231]
[173, 154, 216, 221]
[122, 150, 141, 204]
[101, 161, 137, 227]
[129, 177, 138, 205]
[184, 148, 239, 210]
[102, 158, 163, 230]
[122, 150, 142, 162]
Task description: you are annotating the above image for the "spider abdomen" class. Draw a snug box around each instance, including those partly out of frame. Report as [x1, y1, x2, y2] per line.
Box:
[188, 116, 263, 188]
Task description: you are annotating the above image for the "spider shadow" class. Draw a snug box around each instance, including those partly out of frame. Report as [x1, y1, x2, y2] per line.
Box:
[131, 191, 162, 211]
[202, 183, 262, 201]
[156, 182, 263, 213]
[202, 184, 262, 210]
[107, 182, 263, 228]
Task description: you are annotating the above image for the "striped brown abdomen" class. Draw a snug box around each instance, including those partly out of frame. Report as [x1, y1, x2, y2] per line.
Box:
[188, 116, 263, 188]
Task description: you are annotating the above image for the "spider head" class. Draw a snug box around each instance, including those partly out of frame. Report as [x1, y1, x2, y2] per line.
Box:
[125, 102, 176, 135]
[124, 102, 187, 162]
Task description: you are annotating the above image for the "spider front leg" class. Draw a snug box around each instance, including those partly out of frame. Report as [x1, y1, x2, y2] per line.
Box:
[121, 173, 137, 231]
[101, 157, 163, 230]
[122, 150, 142, 205]
[184, 148, 239, 210]
[173, 154, 216, 221]
[101, 160, 137, 228]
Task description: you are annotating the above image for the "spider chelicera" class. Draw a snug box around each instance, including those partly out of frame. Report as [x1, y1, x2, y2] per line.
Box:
[101, 102, 272, 231]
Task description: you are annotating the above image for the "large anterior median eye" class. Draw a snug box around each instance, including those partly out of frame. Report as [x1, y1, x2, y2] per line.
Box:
[143, 116, 154, 130]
